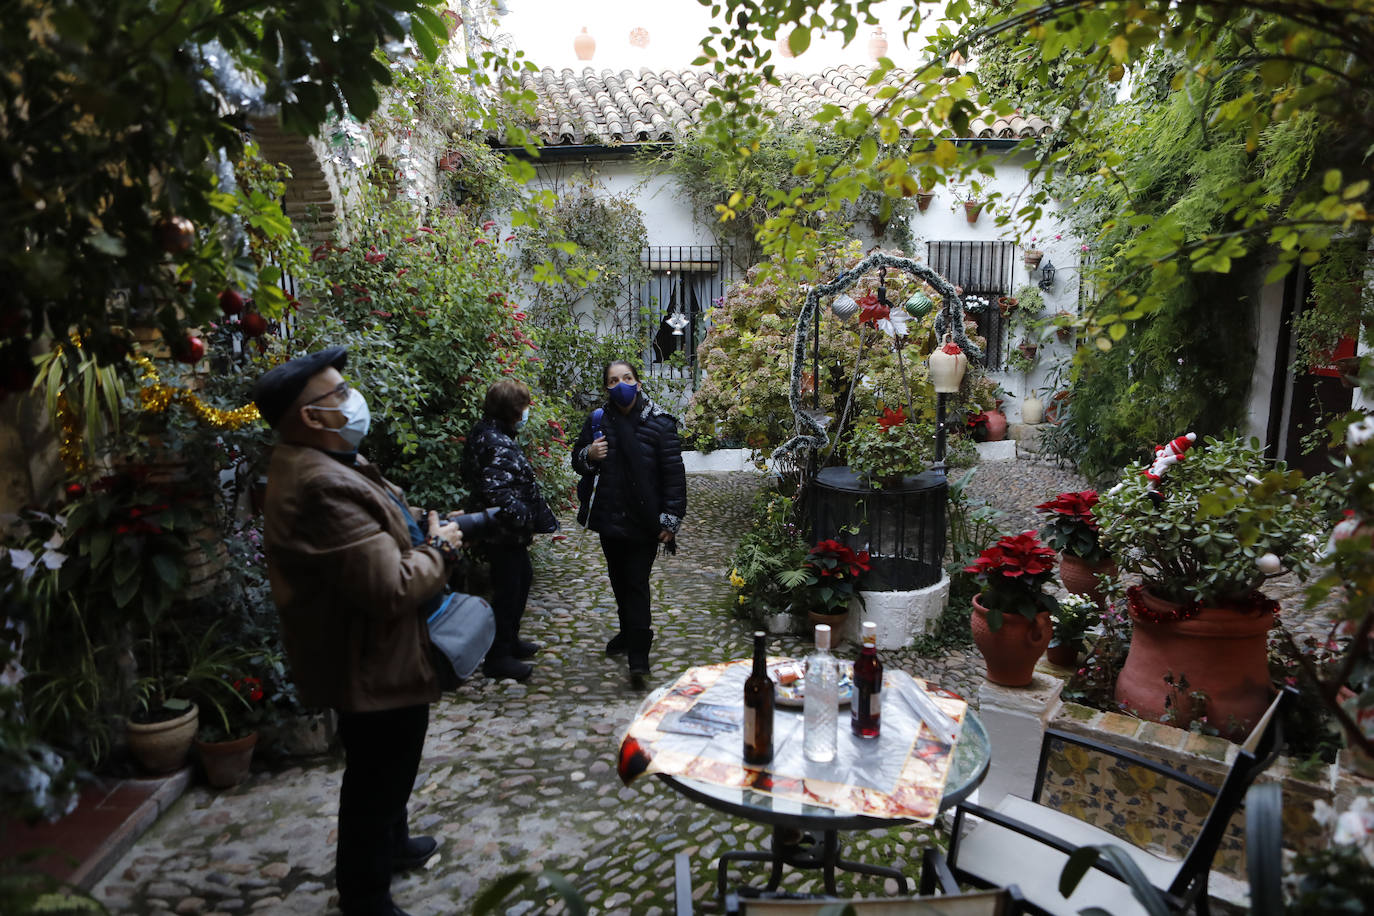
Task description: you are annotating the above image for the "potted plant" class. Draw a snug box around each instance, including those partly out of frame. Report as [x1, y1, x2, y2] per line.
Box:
[844, 408, 934, 488]
[1095, 434, 1329, 739]
[779, 539, 871, 638]
[1035, 489, 1118, 607]
[1053, 310, 1076, 342]
[963, 531, 1059, 686]
[1046, 594, 1098, 669]
[195, 674, 266, 788]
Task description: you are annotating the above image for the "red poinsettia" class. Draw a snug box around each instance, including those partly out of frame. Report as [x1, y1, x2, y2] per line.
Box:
[963, 531, 1060, 623]
[878, 406, 907, 430]
[857, 292, 890, 326]
[1034, 490, 1110, 563]
[796, 539, 872, 613]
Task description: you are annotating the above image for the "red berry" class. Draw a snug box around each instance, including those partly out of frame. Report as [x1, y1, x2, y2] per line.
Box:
[241, 311, 268, 338]
[175, 335, 206, 364]
[157, 216, 195, 254]
[219, 289, 244, 315]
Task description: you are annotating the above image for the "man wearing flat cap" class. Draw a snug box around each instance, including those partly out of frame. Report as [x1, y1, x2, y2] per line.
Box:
[254, 347, 460, 916]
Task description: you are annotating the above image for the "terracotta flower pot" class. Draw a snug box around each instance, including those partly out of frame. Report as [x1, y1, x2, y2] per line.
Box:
[981, 410, 1008, 442]
[1115, 589, 1275, 740]
[806, 609, 849, 647]
[195, 731, 258, 788]
[963, 201, 984, 224]
[916, 191, 935, 213]
[970, 595, 1053, 687]
[1045, 642, 1079, 669]
[1058, 553, 1118, 608]
[126, 703, 199, 775]
[1023, 249, 1044, 270]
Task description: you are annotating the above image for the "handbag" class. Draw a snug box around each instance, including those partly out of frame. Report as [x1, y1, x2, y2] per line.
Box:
[426, 592, 495, 690]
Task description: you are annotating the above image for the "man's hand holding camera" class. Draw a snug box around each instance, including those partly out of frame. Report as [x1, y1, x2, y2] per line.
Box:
[426, 510, 463, 563]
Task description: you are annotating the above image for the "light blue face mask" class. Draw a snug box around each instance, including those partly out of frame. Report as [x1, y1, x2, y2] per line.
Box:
[515, 406, 530, 430]
[309, 389, 371, 448]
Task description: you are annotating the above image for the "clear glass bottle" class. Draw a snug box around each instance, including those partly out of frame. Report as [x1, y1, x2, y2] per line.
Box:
[851, 621, 882, 739]
[803, 624, 839, 762]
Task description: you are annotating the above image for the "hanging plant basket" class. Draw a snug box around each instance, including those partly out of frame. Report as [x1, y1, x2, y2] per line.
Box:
[963, 201, 985, 224]
[1017, 342, 1039, 362]
[916, 191, 935, 213]
[997, 296, 1018, 318]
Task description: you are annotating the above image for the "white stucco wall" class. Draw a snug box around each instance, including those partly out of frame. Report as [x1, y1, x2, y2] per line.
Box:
[517, 147, 1085, 424]
[1247, 277, 1288, 443]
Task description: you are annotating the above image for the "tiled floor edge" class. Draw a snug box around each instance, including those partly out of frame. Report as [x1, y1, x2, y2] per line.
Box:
[69, 769, 192, 891]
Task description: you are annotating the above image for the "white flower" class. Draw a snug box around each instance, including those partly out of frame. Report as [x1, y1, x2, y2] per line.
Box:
[7, 548, 34, 571]
[1347, 416, 1374, 447]
[40, 550, 67, 570]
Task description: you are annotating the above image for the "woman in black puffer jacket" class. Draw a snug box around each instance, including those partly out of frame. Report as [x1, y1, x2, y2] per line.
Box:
[462, 380, 558, 682]
[571, 359, 687, 683]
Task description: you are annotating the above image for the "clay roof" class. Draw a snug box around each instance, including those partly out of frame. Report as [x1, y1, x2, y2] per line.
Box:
[509, 65, 1051, 147]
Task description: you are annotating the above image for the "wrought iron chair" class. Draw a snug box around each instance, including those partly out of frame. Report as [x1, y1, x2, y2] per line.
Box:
[941, 688, 1292, 916]
[675, 850, 1024, 916]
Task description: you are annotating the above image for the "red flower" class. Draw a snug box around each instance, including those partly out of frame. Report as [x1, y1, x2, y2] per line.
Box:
[877, 407, 906, 430]
[857, 292, 889, 326]
[66, 483, 86, 498]
[369, 309, 392, 318]
[418, 227, 436, 234]
[1034, 490, 1100, 530]
[963, 531, 1057, 581]
[311, 245, 331, 262]
[396, 268, 408, 277]
[233, 677, 264, 703]
[364, 247, 386, 264]
[482, 220, 497, 231]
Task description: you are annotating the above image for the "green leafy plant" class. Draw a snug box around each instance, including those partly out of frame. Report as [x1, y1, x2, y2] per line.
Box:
[778, 540, 872, 616]
[1050, 594, 1099, 652]
[843, 408, 935, 484]
[1035, 490, 1110, 563]
[1096, 435, 1330, 606]
[197, 675, 265, 744]
[727, 493, 811, 625]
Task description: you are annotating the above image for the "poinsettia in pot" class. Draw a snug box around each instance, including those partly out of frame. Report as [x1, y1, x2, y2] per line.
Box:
[1035, 490, 1118, 608]
[963, 532, 1059, 686]
[845, 407, 934, 489]
[779, 539, 871, 641]
[1095, 434, 1329, 740]
[195, 674, 267, 788]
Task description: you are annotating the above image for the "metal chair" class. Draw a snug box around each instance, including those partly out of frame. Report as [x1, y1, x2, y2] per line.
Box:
[942, 688, 1292, 916]
[675, 850, 1024, 916]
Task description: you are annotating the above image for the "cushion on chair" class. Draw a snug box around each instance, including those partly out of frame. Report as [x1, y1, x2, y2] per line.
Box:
[742, 891, 1014, 915]
[954, 795, 1183, 916]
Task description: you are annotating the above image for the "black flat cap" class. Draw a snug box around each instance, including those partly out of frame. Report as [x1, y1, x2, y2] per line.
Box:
[253, 346, 348, 428]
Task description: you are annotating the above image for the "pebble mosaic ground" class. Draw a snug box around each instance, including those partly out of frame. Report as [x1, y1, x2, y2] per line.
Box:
[92, 459, 1337, 915]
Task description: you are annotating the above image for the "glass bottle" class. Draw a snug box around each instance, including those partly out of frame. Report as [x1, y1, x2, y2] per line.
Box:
[851, 621, 882, 739]
[803, 624, 838, 762]
[742, 630, 774, 764]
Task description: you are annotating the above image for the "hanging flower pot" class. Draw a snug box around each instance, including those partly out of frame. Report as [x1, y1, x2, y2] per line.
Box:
[1023, 249, 1044, 270]
[928, 340, 968, 393]
[916, 190, 935, 213]
[1054, 311, 1075, 342]
[1017, 342, 1039, 363]
[997, 296, 1018, 318]
[963, 200, 984, 224]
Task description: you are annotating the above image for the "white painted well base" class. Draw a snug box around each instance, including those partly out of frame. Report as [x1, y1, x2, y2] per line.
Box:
[846, 573, 951, 650]
[976, 673, 1064, 807]
[680, 449, 780, 474]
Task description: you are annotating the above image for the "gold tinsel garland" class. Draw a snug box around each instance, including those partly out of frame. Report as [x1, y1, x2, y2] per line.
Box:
[54, 351, 262, 475]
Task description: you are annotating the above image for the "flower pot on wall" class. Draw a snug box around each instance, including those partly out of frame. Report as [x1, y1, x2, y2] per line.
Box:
[916, 191, 935, 213]
[1023, 249, 1044, 270]
[970, 595, 1053, 687]
[126, 702, 199, 774]
[1115, 588, 1275, 741]
[963, 201, 985, 224]
[195, 731, 258, 788]
[1058, 553, 1118, 608]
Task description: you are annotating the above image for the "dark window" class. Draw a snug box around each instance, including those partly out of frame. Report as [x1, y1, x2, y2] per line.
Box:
[926, 241, 1016, 367]
[637, 246, 733, 388]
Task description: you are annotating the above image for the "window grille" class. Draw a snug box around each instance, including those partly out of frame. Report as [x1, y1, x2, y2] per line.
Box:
[926, 241, 1016, 367]
[637, 245, 733, 388]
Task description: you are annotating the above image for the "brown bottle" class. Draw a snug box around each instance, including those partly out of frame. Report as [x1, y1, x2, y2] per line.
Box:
[851, 621, 882, 738]
[742, 631, 774, 764]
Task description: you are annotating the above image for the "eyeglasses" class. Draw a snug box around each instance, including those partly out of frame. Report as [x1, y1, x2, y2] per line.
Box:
[304, 381, 349, 406]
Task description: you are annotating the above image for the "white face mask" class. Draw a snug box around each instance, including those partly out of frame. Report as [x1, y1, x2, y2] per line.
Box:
[310, 389, 371, 448]
[516, 406, 530, 429]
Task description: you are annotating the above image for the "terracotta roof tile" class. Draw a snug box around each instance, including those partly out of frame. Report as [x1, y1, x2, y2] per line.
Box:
[507, 65, 1051, 147]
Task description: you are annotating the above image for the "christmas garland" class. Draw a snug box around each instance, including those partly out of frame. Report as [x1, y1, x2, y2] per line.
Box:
[774, 252, 980, 462]
[1126, 584, 1279, 624]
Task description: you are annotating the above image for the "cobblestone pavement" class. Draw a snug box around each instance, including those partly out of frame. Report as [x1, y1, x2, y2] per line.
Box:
[92, 458, 1340, 915]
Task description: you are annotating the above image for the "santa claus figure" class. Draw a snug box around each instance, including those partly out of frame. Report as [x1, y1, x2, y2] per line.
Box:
[1141, 432, 1197, 502]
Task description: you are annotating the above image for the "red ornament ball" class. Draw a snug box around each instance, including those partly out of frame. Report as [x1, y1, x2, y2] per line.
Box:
[175, 335, 206, 364]
[241, 311, 268, 338]
[219, 288, 244, 315]
[157, 216, 196, 254]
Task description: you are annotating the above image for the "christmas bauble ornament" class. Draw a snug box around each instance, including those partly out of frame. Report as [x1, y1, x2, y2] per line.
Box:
[219, 289, 244, 315]
[175, 335, 206, 364]
[904, 291, 934, 318]
[157, 216, 195, 254]
[831, 294, 859, 320]
[241, 311, 268, 338]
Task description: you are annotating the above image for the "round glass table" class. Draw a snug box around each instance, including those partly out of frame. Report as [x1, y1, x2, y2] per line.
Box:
[658, 709, 990, 897]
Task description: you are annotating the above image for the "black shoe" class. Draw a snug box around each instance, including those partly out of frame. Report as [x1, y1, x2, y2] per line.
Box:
[512, 639, 539, 659]
[605, 632, 627, 656]
[392, 835, 438, 871]
[628, 654, 650, 688]
[483, 655, 533, 682]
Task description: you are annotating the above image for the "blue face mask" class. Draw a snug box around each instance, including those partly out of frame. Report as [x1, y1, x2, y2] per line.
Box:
[515, 406, 529, 430]
[609, 380, 638, 408]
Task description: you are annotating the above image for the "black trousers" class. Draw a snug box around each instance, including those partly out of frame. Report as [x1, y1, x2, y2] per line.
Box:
[487, 543, 533, 657]
[336, 703, 429, 915]
[600, 535, 658, 646]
